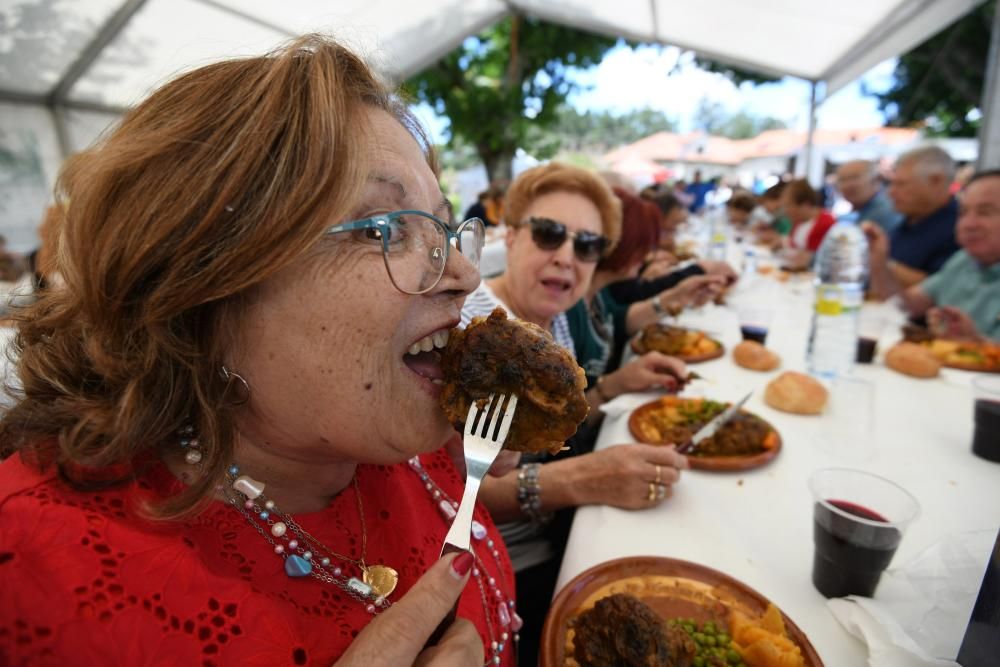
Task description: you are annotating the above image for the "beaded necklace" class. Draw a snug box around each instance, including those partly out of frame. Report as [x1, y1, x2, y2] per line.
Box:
[185, 427, 520, 666]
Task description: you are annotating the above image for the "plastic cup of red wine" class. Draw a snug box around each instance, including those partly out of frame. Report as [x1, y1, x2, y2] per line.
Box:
[736, 305, 774, 345]
[808, 468, 920, 599]
[972, 376, 1000, 463]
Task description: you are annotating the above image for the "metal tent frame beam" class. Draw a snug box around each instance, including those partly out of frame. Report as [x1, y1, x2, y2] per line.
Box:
[977, 0, 1000, 169]
[45, 0, 149, 155]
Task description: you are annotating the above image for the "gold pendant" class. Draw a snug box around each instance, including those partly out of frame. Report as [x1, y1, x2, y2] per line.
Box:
[362, 564, 399, 598]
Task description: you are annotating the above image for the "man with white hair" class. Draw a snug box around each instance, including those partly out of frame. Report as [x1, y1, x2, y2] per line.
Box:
[866, 169, 1000, 341]
[885, 145, 961, 286]
[835, 159, 901, 232]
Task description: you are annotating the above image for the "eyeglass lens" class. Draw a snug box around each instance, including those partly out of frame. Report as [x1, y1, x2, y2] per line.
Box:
[382, 213, 483, 294]
[528, 217, 606, 262]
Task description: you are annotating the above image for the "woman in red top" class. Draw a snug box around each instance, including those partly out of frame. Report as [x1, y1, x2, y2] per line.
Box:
[780, 178, 837, 270]
[0, 35, 517, 667]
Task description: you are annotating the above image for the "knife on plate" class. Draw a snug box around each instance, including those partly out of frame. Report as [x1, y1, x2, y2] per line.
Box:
[676, 391, 753, 454]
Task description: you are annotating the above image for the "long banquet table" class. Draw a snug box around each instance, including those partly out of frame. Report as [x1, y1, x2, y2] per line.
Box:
[553, 269, 1000, 665]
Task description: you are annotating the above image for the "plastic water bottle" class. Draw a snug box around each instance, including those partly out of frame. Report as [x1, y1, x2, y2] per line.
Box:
[708, 215, 728, 261]
[806, 215, 869, 378]
[742, 247, 757, 278]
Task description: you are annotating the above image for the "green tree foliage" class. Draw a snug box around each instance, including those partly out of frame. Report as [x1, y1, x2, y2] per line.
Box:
[405, 15, 619, 180]
[692, 97, 787, 139]
[869, 1, 994, 137]
[541, 106, 677, 153]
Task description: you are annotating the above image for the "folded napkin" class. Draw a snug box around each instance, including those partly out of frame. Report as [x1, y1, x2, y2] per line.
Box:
[828, 530, 993, 667]
[828, 597, 957, 667]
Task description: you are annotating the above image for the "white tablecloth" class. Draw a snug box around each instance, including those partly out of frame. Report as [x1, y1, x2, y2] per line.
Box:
[554, 270, 999, 665]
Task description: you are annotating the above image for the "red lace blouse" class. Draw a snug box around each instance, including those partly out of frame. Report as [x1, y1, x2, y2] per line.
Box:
[0, 449, 516, 666]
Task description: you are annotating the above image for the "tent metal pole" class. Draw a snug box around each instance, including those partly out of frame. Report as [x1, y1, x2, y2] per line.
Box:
[977, 0, 1000, 169]
[47, 0, 149, 111]
[51, 107, 72, 158]
[802, 80, 818, 179]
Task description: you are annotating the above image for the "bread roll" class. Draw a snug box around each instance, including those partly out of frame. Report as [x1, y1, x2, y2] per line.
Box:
[885, 341, 941, 378]
[764, 371, 827, 415]
[733, 340, 781, 371]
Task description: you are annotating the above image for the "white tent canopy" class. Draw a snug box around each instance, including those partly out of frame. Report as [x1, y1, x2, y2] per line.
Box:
[1, 0, 987, 119]
[0, 0, 990, 248]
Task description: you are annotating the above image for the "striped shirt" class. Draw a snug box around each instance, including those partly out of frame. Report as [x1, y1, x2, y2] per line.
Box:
[460, 282, 576, 359]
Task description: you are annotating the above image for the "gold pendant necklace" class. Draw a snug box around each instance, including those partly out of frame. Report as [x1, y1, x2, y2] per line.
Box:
[321, 476, 399, 598]
[226, 463, 399, 599]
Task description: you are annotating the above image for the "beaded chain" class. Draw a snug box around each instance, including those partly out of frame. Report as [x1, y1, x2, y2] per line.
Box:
[181, 428, 518, 666]
[407, 455, 521, 665]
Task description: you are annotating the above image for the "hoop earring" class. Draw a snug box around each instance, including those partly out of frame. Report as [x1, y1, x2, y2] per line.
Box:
[220, 365, 251, 406]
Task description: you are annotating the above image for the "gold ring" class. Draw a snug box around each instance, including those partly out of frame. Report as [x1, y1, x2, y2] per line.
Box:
[654, 465, 662, 484]
[647, 482, 657, 502]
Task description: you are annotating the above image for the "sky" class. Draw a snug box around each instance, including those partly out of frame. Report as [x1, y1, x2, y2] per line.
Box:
[413, 42, 899, 144]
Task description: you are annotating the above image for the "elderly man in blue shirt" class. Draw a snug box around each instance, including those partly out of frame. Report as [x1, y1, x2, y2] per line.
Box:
[866, 169, 1000, 341]
[884, 146, 961, 287]
[835, 159, 902, 232]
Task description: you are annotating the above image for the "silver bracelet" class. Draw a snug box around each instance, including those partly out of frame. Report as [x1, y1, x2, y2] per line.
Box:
[517, 463, 552, 524]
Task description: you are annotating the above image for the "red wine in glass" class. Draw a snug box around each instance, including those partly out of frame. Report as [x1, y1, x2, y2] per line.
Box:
[856, 337, 877, 364]
[740, 326, 768, 344]
[812, 500, 902, 598]
[972, 399, 1000, 463]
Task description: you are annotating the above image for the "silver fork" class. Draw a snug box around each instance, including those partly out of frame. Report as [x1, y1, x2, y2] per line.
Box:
[428, 392, 518, 645]
[443, 392, 518, 554]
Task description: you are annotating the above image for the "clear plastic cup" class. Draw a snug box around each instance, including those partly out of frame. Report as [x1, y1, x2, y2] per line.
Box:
[808, 468, 920, 598]
[972, 376, 1000, 463]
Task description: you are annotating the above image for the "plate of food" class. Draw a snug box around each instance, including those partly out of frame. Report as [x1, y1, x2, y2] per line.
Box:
[918, 339, 1000, 373]
[632, 323, 725, 363]
[541, 556, 823, 667]
[628, 396, 781, 471]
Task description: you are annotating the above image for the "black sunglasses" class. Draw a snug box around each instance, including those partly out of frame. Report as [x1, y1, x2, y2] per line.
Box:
[522, 216, 609, 262]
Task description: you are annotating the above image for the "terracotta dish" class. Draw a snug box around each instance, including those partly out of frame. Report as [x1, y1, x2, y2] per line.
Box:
[919, 339, 1000, 373]
[541, 556, 824, 667]
[631, 324, 725, 363]
[628, 396, 782, 472]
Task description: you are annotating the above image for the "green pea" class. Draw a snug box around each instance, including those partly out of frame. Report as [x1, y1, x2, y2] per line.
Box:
[718, 633, 731, 645]
[693, 632, 706, 644]
[703, 622, 716, 634]
[705, 635, 717, 647]
[692, 657, 705, 667]
[727, 649, 742, 664]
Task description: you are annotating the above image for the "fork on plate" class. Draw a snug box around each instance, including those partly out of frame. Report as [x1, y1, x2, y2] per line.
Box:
[428, 392, 518, 643]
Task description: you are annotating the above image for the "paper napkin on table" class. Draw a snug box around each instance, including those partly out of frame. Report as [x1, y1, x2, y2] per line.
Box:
[828, 530, 993, 667]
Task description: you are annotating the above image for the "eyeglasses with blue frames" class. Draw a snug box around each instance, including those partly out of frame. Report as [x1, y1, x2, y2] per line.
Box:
[327, 210, 485, 294]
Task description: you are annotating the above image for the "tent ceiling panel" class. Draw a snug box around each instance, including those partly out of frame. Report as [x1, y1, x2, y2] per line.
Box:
[823, 0, 984, 92]
[0, 0, 988, 105]
[69, 0, 288, 108]
[0, 0, 123, 96]
[208, 0, 510, 81]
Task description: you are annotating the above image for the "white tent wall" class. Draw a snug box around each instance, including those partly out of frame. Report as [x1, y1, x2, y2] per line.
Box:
[0, 102, 63, 251]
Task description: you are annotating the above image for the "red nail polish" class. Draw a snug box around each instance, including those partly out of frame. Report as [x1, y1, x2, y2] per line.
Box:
[450, 551, 474, 578]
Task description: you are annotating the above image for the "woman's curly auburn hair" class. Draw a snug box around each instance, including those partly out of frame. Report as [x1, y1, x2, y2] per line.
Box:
[0, 34, 432, 518]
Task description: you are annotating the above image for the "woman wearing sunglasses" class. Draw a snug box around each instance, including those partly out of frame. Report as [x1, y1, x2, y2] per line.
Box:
[465, 164, 690, 665]
[460, 163, 620, 350]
